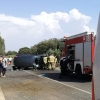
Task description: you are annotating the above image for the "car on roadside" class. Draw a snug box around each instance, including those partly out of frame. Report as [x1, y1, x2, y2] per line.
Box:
[12, 54, 40, 70]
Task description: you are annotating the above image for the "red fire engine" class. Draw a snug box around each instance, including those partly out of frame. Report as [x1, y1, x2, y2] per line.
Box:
[60, 31, 95, 78]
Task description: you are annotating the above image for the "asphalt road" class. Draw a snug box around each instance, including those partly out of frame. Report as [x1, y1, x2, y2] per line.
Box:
[0, 64, 92, 100]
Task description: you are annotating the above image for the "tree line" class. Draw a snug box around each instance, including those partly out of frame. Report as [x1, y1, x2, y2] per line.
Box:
[0, 36, 5, 55]
[5, 38, 64, 60]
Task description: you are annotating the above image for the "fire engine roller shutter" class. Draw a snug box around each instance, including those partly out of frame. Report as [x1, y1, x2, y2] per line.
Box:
[84, 42, 91, 67]
[75, 43, 83, 61]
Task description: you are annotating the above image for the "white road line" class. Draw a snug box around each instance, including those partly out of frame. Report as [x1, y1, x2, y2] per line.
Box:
[0, 87, 5, 100]
[24, 70, 91, 95]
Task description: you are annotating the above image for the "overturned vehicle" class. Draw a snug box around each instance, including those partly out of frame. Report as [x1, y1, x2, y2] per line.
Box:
[12, 54, 40, 70]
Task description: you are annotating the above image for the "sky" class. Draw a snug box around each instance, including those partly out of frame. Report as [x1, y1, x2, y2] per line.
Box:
[0, 0, 99, 52]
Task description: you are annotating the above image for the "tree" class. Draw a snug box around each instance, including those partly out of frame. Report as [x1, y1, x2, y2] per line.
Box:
[0, 36, 5, 55]
[58, 39, 65, 50]
[5, 51, 17, 56]
[54, 49, 60, 61]
[30, 45, 37, 54]
[46, 48, 54, 55]
[18, 38, 63, 59]
[18, 47, 31, 54]
[36, 40, 49, 54]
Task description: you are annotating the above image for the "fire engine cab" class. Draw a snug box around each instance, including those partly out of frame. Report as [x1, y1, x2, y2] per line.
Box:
[60, 31, 95, 78]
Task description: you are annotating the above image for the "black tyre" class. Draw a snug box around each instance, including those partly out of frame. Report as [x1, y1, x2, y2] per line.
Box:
[18, 67, 21, 70]
[75, 64, 83, 79]
[12, 66, 16, 70]
[24, 67, 28, 70]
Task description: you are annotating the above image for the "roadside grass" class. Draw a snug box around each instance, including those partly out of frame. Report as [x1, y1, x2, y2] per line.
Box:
[5, 55, 16, 58]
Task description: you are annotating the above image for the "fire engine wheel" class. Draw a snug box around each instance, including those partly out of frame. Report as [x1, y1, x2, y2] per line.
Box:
[75, 64, 83, 79]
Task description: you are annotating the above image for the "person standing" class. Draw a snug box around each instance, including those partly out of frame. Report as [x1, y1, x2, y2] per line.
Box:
[43, 56, 47, 69]
[48, 54, 55, 70]
[59, 58, 67, 79]
[2, 55, 7, 77]
[59, 58, 71, 79]
[54, 56, 57, 67]
[0, 56, 3, 77]
[8, 56, 12, 65]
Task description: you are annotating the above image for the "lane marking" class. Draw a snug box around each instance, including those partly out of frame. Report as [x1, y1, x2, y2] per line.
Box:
[24, 70, 91, 95]
[0, 87, 5, 100]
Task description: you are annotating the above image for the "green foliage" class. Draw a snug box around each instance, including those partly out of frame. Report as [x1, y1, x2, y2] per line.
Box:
[6, 55, 16, 58]
[54, 49, 60, 61]
[30, 45, 37, 54]
[36, 40, 49, 54]
[18, 47, 31, 54]
[18, 38, 64, 61]
[57, 39, 64, 50]
[35, 38, 61, 54]
[46, 48, 54, 55]
[5, 51, 17, 55]
[46, 49, 60, 61]
[0, 36, 5, 55]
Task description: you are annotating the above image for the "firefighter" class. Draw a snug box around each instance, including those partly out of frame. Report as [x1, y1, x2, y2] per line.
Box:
[48, 54, 55, 70]
[59, 56, 72, 79]
[46, 56, 49, 70]
[59, 58, 67, 79]
[54, 56, 57, 67]
[43, 56, 48, 69]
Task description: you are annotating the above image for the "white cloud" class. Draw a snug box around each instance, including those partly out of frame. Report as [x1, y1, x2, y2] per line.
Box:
[0, 9, 94, 52]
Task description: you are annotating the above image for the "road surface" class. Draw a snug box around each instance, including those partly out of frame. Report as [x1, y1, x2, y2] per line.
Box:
[0, 65, 92, 100]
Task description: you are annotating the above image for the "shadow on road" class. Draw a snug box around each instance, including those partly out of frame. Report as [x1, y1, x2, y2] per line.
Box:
[40, 72, 92, 83]
[7, 65, 92, 83]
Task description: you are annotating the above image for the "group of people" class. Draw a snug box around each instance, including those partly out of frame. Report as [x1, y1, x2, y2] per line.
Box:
[0, 55, 7, 77]
[43, 54, 57, 70]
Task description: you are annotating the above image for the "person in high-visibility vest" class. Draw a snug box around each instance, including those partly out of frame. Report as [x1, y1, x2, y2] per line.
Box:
[43, 56, 48, 69]
[48, 54, 55, 70]
[54, 56, 57, 67]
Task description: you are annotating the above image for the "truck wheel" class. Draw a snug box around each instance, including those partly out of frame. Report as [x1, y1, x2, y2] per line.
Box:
[75, 64, 83, 79]
[12, 66, 16, 70]
[18, 67, 21, 70]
